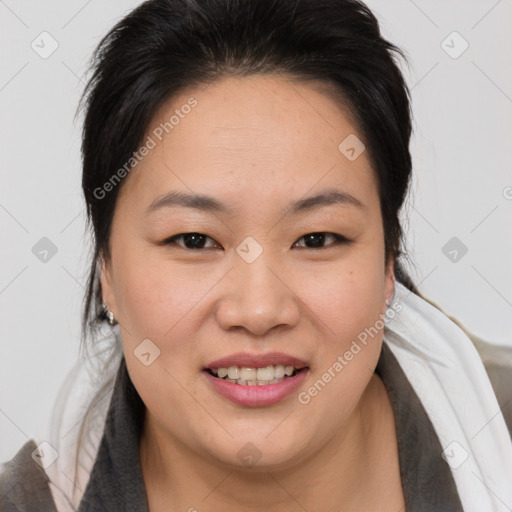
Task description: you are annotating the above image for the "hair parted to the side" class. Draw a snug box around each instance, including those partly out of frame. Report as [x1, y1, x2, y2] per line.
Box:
[69, 0, 424, 501]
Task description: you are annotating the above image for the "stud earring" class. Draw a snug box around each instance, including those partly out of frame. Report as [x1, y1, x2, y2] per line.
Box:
[101, 300, 118, 326]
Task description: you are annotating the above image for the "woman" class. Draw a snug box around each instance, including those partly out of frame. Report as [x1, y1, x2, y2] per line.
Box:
[1, 0, 511, 510]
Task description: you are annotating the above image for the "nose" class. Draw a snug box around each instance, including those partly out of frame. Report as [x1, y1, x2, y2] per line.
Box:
[215, 253, 301, 337]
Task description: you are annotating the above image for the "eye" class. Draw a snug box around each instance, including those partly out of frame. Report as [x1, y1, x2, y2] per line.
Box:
[292, 232, 350, 249]
[162, 231, 350, 251]
[163, 233, 221, 250]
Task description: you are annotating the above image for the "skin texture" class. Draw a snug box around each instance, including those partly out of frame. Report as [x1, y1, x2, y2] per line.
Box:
[100, 74, 404, 511]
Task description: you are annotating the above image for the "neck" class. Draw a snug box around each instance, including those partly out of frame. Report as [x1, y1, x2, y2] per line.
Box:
[139, 374, 404, 512]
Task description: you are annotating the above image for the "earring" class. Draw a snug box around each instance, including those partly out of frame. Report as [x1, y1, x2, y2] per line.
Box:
[101, 300, 118, 326]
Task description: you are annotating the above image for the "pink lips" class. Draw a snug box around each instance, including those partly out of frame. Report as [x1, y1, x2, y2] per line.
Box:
[202, 351, 309, 407]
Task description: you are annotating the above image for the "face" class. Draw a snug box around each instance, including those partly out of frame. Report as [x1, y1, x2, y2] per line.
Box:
[100, 74, 395, 471]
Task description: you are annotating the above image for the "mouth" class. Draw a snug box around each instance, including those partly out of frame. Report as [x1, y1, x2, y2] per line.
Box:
[202, 353, 310, 406]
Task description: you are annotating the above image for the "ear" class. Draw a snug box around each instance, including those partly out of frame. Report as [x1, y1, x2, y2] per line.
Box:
[384, 257, 395, 306]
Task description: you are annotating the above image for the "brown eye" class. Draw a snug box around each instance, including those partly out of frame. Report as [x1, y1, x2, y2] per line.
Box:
[163, 233, 220, 250]
[293, 232, 350, 249]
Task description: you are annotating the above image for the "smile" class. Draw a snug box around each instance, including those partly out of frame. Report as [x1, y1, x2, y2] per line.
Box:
[206, 364, 305, 385]
[203, 366, 309, 407]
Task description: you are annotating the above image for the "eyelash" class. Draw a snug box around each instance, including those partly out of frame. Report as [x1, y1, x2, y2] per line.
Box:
[162, 232, 351, 250]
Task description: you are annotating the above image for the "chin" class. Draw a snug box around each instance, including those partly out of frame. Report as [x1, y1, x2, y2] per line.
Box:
[203, 435, 309, 473]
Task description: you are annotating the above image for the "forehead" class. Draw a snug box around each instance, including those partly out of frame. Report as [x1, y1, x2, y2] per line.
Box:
[116, 75, 378, 215]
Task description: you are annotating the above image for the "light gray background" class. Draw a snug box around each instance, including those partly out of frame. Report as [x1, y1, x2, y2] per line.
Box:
[1, 0, 511, 462]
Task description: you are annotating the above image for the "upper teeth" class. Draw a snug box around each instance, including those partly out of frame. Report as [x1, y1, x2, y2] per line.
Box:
[212, 365, 298, 382]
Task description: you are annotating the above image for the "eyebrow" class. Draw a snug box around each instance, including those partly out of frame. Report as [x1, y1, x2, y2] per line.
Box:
[144, 188, 365, 217]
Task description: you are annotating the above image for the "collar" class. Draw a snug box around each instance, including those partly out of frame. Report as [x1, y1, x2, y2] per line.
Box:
[78, 356, 148, 512]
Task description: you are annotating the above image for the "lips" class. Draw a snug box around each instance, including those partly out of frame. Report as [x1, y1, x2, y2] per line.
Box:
[202, 352, 310, 407]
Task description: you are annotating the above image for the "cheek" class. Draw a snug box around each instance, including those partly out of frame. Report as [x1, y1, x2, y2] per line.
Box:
[295, 259, 386, 432]
[111, 249, 223, 349]
[300, 256, 386, 345]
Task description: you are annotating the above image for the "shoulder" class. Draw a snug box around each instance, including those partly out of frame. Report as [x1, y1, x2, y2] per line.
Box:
[0, 439, 58, 512]
[423, 299, 512, 439]
[467, 333, 512, 438]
